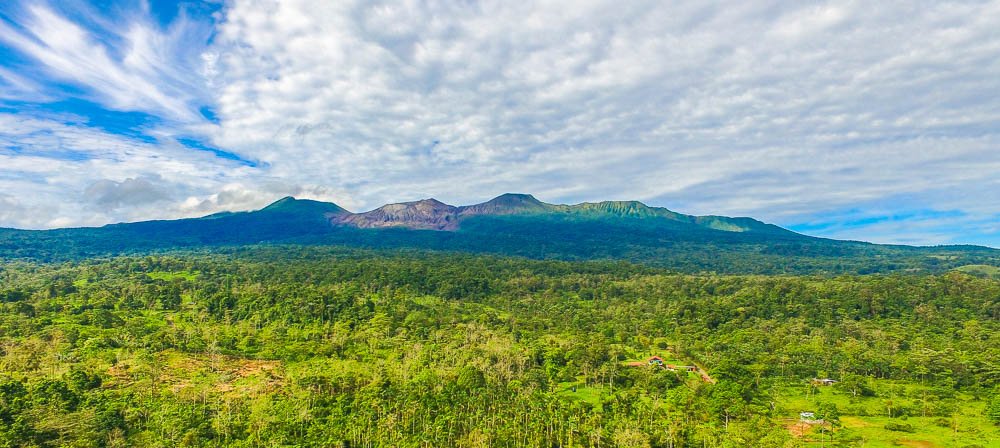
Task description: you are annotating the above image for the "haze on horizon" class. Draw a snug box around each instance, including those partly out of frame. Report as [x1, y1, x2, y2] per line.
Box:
[1, 0, 998, 247]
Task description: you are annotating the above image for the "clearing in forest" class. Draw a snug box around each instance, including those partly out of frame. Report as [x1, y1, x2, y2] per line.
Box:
[104, 350, 283, 398]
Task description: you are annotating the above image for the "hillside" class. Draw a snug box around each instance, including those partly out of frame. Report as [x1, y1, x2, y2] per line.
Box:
[0, 194, 997, 274]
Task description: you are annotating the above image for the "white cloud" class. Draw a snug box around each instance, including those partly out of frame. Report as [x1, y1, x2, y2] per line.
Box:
[0, 113, 361, 228]
[0, 66, 49, 101]
[84, 175, 172, 209]
[0, 3, 211, 121]
[202, 1, 1000, 234]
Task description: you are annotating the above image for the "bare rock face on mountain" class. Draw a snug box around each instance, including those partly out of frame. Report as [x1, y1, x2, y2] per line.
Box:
[330, 194, 551, 231]
[331, 198, 460, 230]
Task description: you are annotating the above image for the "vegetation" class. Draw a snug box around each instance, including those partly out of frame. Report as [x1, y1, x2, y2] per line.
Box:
[956, 264, 1000, 279]
[0, 247, 998, 446]
[1, 198, 998, 276]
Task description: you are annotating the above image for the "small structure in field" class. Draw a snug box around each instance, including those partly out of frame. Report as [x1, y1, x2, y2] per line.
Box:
[811, 378, 838, 386]
[625, 356, 668, 368]
[665, 364, 697, 372]
[799, 412, 816, 421]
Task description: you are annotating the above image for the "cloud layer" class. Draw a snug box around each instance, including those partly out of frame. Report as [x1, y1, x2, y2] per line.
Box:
[1, 0, 999, 246]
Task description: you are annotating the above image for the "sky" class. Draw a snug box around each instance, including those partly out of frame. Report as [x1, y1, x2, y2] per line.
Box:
[0, 0, 998, 247]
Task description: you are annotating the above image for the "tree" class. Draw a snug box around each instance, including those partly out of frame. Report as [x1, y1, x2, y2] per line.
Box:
[456, 366, 486, 391]
[988, 391, 1000, 425]
[708, 382, 748, 430]
[837, 373, 874, 397]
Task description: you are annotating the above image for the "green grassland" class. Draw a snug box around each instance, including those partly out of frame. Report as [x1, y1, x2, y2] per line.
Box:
[146, 270, 199, 281]
[777, 382, 1000, 447]
[557, 381, 605, 408]
[955, 264, 1000, 279]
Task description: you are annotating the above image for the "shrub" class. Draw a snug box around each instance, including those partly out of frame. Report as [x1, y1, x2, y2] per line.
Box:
[884, 422, 915, 433]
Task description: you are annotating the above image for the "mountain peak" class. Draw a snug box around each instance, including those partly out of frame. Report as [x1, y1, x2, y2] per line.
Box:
[487, 193, 544, 207]
[333, 197, 459, 230]
[459, 193, 550, 216]
[492, 193, 541, 202]
[260, 196, 347, 215]
[262, 196, 297, 209]
[413, 198, 448, 206]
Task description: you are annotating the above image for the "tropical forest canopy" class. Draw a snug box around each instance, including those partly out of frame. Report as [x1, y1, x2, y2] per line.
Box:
[1, 246, 998, 447]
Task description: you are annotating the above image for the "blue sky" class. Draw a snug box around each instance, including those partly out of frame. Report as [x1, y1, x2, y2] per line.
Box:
[1, 0, 998, 247]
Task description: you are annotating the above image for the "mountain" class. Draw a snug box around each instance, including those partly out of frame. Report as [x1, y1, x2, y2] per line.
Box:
[328, 193, 790, 235]
[0, 194, 997, 274]
[332, 198, 459, 230]
[331, 193, 560, 230]
[458, 193, 551, 216]
[259, 196, 347, 215]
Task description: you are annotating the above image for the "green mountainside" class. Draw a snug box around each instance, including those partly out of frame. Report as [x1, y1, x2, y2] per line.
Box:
[0, 194, 997, 274]
[259, 196, 347, 214]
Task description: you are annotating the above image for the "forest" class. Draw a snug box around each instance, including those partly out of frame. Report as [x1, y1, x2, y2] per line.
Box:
[1, 246, 998, 447]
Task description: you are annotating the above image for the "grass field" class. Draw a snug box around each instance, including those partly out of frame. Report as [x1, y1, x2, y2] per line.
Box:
[776, 382, 1000, 447]
[556, 380, 605, 408]
[954, 264, 1000, 279]
[146, 270, 199, 281]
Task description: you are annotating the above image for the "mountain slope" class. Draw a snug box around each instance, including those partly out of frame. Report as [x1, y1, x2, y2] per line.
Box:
[260, 196, 347, 215]
[457, 193, 551, 216]
[330, 193, 793, 236]
[332, 198, 458, 230]
[0, 194, 997, 274]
